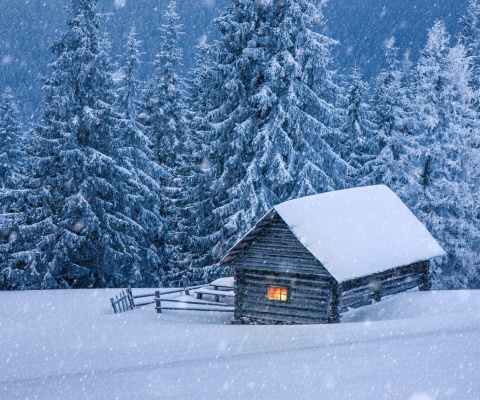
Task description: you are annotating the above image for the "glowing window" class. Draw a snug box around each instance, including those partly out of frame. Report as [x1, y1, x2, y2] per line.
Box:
[267, 286, 288, 301]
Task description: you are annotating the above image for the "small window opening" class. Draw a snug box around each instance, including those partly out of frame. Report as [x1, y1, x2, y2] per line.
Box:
[268, 286, 288, 301]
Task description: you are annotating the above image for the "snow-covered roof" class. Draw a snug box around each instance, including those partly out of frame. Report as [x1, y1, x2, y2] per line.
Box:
[274, 185, 446, 283]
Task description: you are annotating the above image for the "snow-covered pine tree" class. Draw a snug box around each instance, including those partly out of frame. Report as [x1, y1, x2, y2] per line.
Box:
[248, 0, 349, 200]
[141, 1, 187, 169]
[186, 42, 229, 281]
[363, 39, 417, 190]
[32, 0, 163, 288]
[140, 1, 192, 284]
[0, 89, 56, 290]
[114, 26, 165, 287]
[190, 0, 348, 266]
[117, 26, 143, 121]
[341, 67, 378, 186]
[0, 88, 24, 190]
[190, 0, 259, 263]
[458, 0, 480, 107]
[409, 21, 480, 289]
[0, 88, 22, 218]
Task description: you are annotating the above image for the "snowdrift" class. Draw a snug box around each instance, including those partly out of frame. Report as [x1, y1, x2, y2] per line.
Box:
[1, 288, 479, 399]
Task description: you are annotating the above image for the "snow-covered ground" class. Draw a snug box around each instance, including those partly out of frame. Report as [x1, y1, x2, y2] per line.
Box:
[1, 288, 479, 400]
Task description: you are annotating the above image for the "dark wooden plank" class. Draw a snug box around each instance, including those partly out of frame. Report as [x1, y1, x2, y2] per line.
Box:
[340, 271, 424, 297]
[239, 266, 333, 282]
[160, 307, 234, 312]
[237, 308, 331, 323]
[236, 255, 325, 268]
[135, 300, 156, 307]
[347, 299, 374, 309]
[380, 280, 421, 297]
[155, 290, 161, 314]
[110, 298, 117, 314]
[238, 246, 320, 258]
[340, 261, 428, 291]
[237, 264, 328, 276]
[161, 298, 232, 307]
[381, 272, 425, 286]
[132, 293, 156, 299]
[238, 310, 331, 323]
[238, 268, 331, 280]
[236, 291, 333, 308]
[238, 275, 333, 292]
[236, 286, 333, 301]
[341, 287, 373, 298]
[341, 290, 374, 303]
[237, 303, 332, 319]
[341, 292, 375, 308]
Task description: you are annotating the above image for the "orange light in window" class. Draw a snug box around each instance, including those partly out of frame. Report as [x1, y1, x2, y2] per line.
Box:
[268, 286, 288, 301]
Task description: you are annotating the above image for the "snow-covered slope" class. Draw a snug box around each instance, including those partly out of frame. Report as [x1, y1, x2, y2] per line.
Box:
[1, 288, 479, 399]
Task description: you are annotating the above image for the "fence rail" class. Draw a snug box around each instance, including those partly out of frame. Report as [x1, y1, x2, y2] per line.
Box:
[153, 290, 234, 313]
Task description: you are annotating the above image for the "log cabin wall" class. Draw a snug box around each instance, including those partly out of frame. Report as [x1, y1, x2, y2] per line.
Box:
[339, 261, 430, 310]
[226, 212, 339, 324]
[235, 268, 338, 323]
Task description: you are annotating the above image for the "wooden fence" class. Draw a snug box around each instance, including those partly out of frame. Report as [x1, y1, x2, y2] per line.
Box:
[110, 284, 213, 314]
[110, 288, 135, 314]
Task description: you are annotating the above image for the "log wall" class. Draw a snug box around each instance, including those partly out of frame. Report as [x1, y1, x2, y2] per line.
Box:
[339, 261, 429, 309]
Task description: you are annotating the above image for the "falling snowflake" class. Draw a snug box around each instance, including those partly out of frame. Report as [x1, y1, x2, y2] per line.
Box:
[2, 55, 12, 65]
[114, 0, 126, 9]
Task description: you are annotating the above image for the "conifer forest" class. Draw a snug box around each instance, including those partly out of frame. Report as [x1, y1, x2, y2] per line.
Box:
[1, 0, 479, 291]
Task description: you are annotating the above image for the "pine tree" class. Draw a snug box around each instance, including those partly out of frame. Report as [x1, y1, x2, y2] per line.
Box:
[363, 39, 417, 190]
[341, 68, 377, 186]
[114, 26, 165, 287]
[117, 26, 143, 121]
[31, 0, 163, 288]
[0, 88, 24, 190]
[458, 0, 480, 103]
[0, 90, 56, 290]
[186, 42, 229, 281]
[248, 0, 349, 200]
[141, 1, 192, 284]
[141, 1, 187, 169]
[410, 22, 480, 289]
[190, 0, 348, 266]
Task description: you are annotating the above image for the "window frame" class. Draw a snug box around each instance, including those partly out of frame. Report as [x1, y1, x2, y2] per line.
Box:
[267, 285, 289, 302]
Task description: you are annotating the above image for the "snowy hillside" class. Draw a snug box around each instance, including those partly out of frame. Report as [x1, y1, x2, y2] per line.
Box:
[1, 288, 479, 399]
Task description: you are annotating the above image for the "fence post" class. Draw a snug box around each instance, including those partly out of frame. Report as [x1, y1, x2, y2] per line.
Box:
[180, 275, 190, 295]
[155, 290, 161, 313]
[110, 298, 117, 314]
[127, 286, 135, 309]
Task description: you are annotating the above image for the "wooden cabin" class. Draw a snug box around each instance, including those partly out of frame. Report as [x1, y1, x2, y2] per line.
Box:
[220, 185, 446, 324]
